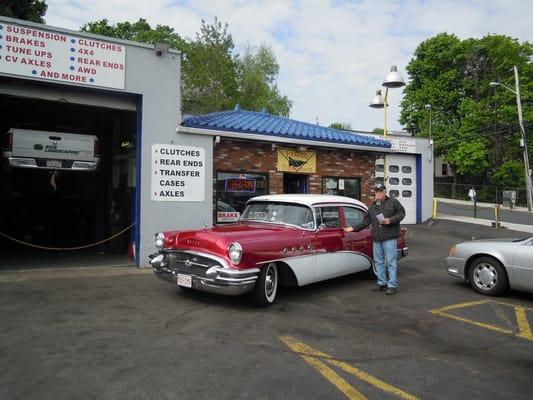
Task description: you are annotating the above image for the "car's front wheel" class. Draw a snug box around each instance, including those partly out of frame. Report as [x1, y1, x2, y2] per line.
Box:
[252, 263, 278, 307]
[469, 256, 508, 296]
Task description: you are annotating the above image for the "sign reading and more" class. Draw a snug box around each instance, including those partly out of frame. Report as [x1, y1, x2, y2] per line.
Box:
[387, 136, 416, 153]
[224, 178, 256, 193]
[151, 144, 205, 202]
[277, 148, 316, 173]
[0, 23, 125, 89]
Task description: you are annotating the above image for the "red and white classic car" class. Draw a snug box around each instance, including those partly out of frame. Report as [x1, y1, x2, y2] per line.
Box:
[150, 194, 408, 306]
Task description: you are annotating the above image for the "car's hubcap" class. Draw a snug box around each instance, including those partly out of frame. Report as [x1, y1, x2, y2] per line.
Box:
[265, 264, 277, 301]
[473, 263, 497, 290]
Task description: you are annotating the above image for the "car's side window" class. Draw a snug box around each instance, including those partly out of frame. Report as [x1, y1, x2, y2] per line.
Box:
[315, 206, 341, 228]
[342, 206, 364, 228]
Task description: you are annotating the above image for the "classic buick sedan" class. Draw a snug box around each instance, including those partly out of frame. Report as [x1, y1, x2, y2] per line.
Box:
[150, 194, 408, 306]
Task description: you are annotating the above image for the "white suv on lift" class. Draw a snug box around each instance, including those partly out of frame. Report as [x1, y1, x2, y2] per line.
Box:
[3, 128, 100, 171]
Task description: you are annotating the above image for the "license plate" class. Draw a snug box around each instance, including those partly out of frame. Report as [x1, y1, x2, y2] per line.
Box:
[177, 274, 192, 288]
[46, 160, 62, 168]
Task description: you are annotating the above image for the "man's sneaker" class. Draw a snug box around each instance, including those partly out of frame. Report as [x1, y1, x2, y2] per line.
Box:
[371, 285, 387, 292]
[386, 288, 397, 295]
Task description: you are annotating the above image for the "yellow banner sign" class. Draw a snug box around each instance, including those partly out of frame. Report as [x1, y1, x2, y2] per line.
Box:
[277, 148, 316, 173]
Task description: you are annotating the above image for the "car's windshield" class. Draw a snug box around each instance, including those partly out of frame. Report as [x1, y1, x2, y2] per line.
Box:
[241, 202, 315, 229]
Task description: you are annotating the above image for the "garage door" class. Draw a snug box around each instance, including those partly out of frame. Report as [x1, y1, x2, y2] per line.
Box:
[375, 154, 417, 224]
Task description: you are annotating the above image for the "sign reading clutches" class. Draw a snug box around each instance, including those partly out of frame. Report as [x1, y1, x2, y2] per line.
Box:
[151, 144, 205, 202]
[277, 148, 316, 173]
[0, 22, 125, 89]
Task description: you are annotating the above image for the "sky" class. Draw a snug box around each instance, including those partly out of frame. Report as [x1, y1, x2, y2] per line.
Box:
[43, 0, 532, 132]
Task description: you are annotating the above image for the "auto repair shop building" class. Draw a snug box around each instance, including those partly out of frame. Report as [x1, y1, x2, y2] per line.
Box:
[0, 17, 432, 269]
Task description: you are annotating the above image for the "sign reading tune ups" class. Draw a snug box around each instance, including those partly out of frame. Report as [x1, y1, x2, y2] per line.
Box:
[0, 23, 125, 89]
[151, 144, 205, 202]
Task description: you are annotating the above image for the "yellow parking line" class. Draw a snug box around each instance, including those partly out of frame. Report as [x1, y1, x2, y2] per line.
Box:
[280, 336, 367, 400]
[430, 300, 533, 341]
[280, 336, 418, 400]
[515, 307, 533, 341]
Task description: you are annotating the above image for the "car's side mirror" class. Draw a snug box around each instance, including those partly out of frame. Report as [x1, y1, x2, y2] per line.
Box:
[318, 223, 326, 231]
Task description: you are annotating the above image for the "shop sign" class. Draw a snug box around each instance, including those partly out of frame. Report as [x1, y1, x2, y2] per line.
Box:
[217, 211, 240, 222]
[225, 178, 256, 193]
[387, 136, 416, 153]
[151, 144, 205, 202]
[277, 148, 316, 173]
[0, 22, 125, 89]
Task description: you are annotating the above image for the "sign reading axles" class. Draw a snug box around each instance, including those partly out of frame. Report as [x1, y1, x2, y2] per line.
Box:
[151, 144, 205, 202]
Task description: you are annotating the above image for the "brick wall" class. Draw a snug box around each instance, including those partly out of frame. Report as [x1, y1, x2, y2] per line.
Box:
[213, 139, 379, 205]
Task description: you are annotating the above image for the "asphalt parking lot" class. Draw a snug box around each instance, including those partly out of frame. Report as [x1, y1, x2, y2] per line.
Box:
[1, 220, 532, 400]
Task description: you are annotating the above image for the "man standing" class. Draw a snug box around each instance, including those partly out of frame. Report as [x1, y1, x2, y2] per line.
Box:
[344, 183, 405, 295]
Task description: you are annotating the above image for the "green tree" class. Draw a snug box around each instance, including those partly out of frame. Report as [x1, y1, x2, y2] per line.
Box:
[0, 0, 47, 23]
[181, 18, 239, 114]
[81, 18, 186, 50]
[400, 33, 532, 183]
[237, 45, 292, 116]
[329, 122, 352, 130]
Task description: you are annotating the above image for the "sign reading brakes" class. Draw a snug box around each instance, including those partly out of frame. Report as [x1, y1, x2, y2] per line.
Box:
[151, 144, 205, 202]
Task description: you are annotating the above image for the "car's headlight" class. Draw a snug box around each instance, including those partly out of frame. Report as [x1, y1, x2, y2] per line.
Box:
[155, 232, 165, 249]
[448, 245, 456, 257]
[228, 242, 243, 264]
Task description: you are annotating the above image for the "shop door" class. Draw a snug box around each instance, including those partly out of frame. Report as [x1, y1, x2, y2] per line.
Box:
[284, 173, 308, 193]
[376, 155, 417, 224]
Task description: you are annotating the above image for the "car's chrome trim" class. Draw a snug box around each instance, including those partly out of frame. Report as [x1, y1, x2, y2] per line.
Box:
[162, 249, 230, 269]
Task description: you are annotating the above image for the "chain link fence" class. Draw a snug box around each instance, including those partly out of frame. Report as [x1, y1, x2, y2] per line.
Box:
[435, 182, 529, 207]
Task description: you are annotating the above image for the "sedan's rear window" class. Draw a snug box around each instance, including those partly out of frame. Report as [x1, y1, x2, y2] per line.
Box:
[241, 202, 315, 228]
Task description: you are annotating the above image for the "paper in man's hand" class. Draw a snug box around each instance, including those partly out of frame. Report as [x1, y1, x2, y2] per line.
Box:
[376, 213, 385, 224]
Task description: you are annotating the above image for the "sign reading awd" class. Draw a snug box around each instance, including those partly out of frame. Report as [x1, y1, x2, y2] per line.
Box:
[277, 148, 316, 173]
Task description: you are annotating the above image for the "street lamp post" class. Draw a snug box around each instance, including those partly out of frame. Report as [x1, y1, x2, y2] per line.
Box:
[370, 65, 406, 184]
[490, 65, 533, 212]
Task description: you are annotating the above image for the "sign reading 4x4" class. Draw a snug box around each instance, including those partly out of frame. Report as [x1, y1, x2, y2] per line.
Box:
[0, 22, 125, 89]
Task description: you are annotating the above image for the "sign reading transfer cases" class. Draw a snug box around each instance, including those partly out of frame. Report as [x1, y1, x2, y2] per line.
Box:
[151, 144, 205, 202]
[0, 22, 125, 89]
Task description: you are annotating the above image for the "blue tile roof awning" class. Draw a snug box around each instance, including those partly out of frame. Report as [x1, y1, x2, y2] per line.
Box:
[181, 106, 391, 150]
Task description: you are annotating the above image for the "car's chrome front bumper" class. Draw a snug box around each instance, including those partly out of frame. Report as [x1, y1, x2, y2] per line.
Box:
[149, 252, 259, 296]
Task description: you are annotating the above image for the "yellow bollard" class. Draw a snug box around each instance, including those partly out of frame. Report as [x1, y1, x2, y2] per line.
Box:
[433, 198, 438, 219]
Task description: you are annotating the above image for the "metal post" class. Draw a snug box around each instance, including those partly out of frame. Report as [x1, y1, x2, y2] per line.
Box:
[473, 195, 477, 218]
[514, 66, 533, 211]
[383, 88, 389, 185]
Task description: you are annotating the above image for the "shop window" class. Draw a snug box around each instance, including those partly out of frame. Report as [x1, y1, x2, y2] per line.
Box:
[322, 177, 360, 200]
[389, 177, 399, 185]
[402, 190, 412, 198]
[389, 165, 399, 173]
[402, 178, 412, 185]
[402, 166, 412, 173]
[389, 190, 399, 198]
[216, 172, 268, 223]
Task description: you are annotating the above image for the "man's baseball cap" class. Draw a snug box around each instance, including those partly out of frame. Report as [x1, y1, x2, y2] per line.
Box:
[372, 183, 386, 192]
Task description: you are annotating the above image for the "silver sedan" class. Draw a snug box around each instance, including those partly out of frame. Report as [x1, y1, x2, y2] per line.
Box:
[446, 236, 533, 296]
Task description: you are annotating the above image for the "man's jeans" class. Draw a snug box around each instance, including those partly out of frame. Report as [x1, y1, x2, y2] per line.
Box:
[373, 239, 398, 288]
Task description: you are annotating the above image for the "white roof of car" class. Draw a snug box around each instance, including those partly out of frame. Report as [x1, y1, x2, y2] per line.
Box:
[248, 194, 368, 210]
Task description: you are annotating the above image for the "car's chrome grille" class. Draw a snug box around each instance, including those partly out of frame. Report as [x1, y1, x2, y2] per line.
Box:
[167, 251, 222, 276]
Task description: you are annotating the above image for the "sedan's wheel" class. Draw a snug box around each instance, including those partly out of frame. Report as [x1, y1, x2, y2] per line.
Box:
[469, 256, 508, 296]
[252, 263, 278, 307]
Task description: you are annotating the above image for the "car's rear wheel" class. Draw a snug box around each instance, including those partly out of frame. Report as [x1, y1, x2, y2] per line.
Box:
[469, 256, 508, 296]
[252, 262, 278, 307]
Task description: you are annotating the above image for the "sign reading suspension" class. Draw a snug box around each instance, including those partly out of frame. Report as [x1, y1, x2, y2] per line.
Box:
[0, 22, 125, 89]
[151, 144, 205, 202]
